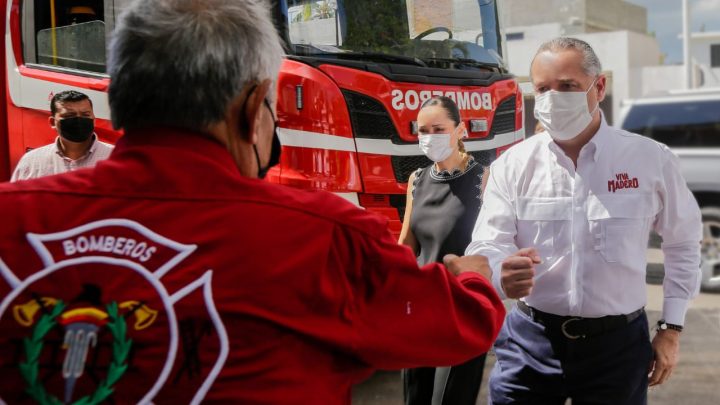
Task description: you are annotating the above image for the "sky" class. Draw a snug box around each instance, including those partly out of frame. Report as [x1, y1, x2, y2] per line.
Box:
[626, 0, 720, 64]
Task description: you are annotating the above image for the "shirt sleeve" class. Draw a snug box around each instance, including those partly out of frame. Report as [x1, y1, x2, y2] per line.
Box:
[331, 222, 506, 370]
[465, 158, 518, 299]
[653, 148, 702, 326]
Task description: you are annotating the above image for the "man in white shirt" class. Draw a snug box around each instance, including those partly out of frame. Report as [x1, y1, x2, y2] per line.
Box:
[467, 37, 702, 404]
[10, 90, 113, 181]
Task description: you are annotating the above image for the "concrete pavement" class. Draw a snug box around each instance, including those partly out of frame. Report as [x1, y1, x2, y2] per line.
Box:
[352, 252, 720, 404]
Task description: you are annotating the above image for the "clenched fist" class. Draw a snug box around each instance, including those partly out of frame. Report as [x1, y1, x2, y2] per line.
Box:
[443, 254, 492, 280]
[500, 248, 541, 298]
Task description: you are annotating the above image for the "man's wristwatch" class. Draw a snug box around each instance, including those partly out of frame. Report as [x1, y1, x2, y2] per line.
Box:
[656, 319, 683, 332]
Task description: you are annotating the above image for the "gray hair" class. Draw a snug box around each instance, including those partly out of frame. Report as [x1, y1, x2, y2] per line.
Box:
[532, 37, 602, 78]
[108, 0, 284, 131]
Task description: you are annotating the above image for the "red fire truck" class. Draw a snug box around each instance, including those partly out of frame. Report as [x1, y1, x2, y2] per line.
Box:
[0, 0, 524, 236]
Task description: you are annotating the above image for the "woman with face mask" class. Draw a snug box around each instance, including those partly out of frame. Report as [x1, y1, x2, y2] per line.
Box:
[398, 96, 490, 405]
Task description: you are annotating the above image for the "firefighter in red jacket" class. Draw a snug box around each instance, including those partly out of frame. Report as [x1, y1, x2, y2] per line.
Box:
[0, 0, 505, 404]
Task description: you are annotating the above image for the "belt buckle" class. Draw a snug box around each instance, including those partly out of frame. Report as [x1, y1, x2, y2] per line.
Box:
[561, 317, 585, 339]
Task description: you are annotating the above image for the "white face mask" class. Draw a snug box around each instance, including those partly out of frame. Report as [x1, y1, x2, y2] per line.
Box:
[418, 133, 453, 162]
[534, 79, 599, 141]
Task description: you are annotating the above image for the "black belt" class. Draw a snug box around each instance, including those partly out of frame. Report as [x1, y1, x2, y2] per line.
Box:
[517, 300, 644, 340]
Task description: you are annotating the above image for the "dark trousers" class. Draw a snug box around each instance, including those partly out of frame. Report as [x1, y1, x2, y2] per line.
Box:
[404, 353, 486, 405]
[489, 305, 653, 405]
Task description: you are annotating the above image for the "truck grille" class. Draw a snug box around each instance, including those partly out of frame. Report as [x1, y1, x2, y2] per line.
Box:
[342, 90, 515, 184]
[389, 194, 408, 221]
[342, 90, 405, 143]
[390, 150, 496, 183]
[490, 96, 516, 136]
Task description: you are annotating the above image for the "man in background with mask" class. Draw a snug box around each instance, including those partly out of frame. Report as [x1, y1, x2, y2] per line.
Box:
[10, 90, 113, 181]
[467, 37, 702, 404]
[0, 0, 505, 403]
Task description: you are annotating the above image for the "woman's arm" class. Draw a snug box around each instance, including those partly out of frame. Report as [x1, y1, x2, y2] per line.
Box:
[398, 171, 419, 255]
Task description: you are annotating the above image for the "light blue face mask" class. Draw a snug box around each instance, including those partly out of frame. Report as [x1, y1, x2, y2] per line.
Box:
[534, 78, 599, 141]
[418, 132, 453, 162]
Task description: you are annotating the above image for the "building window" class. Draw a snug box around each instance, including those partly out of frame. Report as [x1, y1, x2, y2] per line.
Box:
[506, 32, 524, 41]
[711, 44, 720, 68]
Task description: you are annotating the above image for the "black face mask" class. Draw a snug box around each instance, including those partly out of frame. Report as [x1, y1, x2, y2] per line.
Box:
[252, 98, 281, 179]
[58, 117, 94, 143]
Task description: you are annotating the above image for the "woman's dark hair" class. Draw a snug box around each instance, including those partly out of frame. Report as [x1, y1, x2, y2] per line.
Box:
[420, 96, 461, 126]
[420, 96, 466, 153]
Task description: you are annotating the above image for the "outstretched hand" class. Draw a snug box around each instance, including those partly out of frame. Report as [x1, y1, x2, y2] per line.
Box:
[443, 254, 491, 280]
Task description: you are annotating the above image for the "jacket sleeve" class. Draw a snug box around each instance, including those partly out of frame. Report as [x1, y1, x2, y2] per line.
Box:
[329, 221, 506, 370]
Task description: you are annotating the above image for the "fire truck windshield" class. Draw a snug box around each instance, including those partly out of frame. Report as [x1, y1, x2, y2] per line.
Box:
[278, 0, 504, 71]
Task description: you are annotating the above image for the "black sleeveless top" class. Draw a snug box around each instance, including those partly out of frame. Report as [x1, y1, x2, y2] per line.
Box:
[410, 157, 484, 266]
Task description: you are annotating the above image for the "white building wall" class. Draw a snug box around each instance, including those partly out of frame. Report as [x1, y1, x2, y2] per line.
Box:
[506, 30, 661, 124]
[700, 66, 720, 88]
[503, 0, 646, 34]
[635, 32, 720, 95]
[634, 65, 684, 96]
[690, 34, 720, 88]
[504, 23, 564, 42]
[499, 5, 719, 121]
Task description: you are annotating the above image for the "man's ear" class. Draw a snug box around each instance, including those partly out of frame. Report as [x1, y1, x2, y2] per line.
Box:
[241, 79, 272, 144]
[595, 74, 607, 103]
[48, 115, 57, 130]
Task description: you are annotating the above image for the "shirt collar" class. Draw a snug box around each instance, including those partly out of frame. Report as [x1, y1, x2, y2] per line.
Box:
[113, 126, 242, 180]
[587, 111, 610, 161]
[54, 134, 98, 161]
[546, 110, 610, 162]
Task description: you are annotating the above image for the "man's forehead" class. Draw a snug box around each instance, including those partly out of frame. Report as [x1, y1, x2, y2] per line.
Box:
[56, 99, 93, 112]
[531, 49, 589, 81]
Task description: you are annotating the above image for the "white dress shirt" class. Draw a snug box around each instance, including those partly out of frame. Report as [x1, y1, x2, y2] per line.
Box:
[466, 116, 702, 325]
[10, 135, 114, 182]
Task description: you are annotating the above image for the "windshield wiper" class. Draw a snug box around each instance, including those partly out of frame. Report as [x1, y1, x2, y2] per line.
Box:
[422, 57, 500, 71]
[304, 51, 428, 67]
[347, 52, 428, 67]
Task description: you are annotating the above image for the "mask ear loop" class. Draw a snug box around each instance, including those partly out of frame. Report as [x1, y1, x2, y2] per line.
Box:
[253, 141, 265, 178]
[585, 77, 601, 116]
[254, 96, 278, 179]
[227, 84, 258, 173]
[239, 84, 259, 134]
[584, 77, 599, 93]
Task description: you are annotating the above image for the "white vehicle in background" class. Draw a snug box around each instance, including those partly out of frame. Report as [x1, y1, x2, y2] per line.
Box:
[619, 88, 720, 291]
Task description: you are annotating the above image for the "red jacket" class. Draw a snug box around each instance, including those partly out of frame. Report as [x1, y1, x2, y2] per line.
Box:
[0, 128, 504, 404]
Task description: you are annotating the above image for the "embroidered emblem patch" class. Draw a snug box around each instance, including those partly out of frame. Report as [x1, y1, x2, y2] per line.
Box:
[14, 288, 143, 405]
[0, 219, 228, 405]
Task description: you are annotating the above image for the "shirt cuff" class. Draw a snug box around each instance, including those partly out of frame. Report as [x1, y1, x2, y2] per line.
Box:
[491, 268, 507, 300]
[662, 297, 690, 326]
